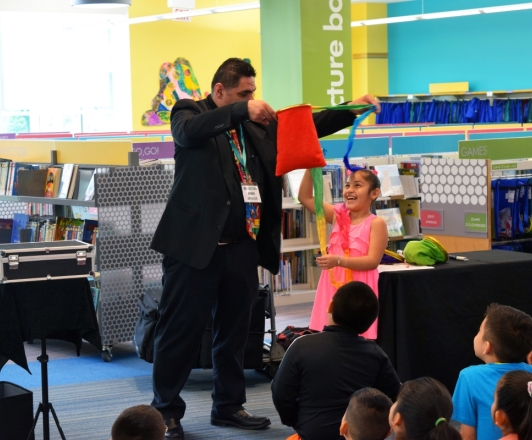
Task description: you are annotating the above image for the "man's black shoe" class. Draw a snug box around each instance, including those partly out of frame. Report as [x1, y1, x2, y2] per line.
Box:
[211, 409, 271, 430]
[164, 418, 184, 439]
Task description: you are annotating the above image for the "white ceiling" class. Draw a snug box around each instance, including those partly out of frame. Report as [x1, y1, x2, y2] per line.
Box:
[0, 0, 126, 14]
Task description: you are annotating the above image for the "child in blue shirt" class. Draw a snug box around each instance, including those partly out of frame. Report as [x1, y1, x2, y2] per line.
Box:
[452, 303, 532, 440]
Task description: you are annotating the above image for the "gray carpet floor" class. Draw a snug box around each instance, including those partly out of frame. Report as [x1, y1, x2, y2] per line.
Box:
[37, 371, 296, 440]
[14, 302, 314, 440]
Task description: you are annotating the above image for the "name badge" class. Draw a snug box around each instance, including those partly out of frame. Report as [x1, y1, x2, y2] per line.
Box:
[242, 183, 262, 203]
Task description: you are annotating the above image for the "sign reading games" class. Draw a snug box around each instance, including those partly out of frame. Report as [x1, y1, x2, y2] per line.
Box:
[459, 137, 532, 160]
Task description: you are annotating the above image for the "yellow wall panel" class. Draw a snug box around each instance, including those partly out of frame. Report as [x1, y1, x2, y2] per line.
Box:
[56, 141, 132, 166]
[129, 0, 261, 132]
[0, 140, 56, 163]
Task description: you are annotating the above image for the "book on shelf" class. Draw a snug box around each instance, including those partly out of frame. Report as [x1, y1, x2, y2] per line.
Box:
[53, 217, 85, 241]
[399, 160, 421, 177]
[10, 163, 36, 196]
[83, 173, 96, 201]
[322, 164, 343, 202]
[286, 169, 306, 202]
[44, 167, 62, 198]
[397, 199, 421, 236]
[74, 168, 94, 200]
[5, 162, 14, 196]
[0, 218, 13, 243]
[66, 165, 79, 199]
[57, 163, 75, 199]
[373, 164, 404, 197]
[0, 161, 11, 195]
[376, 207, 405, 237]
[399, 175, 420, 198]
[17, 169, 48, 197]
[82, 219, 99, 244]
[10, 213, 30, 243]
[321, 173, 333, 204]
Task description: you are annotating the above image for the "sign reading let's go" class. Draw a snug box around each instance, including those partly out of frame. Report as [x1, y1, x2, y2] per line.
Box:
[459, 137, 532, 160]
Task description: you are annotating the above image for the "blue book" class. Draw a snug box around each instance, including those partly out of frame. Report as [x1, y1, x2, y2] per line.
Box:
[11, 213, 30, 243]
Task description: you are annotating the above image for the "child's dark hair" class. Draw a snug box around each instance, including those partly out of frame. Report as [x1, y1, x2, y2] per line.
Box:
[111, 405, 166, 440]
[484, 303, 532, 363]
[394, 377, 461, 440]
[346, 388, 392, 440]
[494, 370, 532, 440]
[211, 57, 256, 91]
[349, 169, 381, 192]
[331, 281, 378, 334]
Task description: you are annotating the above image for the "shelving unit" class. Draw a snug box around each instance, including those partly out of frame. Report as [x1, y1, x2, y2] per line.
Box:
[376, 89, 532, 103]
[0, 195, 95, 207]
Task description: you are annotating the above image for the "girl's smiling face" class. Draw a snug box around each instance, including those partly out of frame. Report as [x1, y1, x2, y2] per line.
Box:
[343, 170, 379, 211]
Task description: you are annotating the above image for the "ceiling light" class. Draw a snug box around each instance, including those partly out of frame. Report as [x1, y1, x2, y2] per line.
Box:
[481, 2, 532, 13]
[211, 2, 260, 13]
[125, 1, 258, 25]
[422, 10, 480, 19]
[71, 0, 131, 7]
[351, 3, 532, 27]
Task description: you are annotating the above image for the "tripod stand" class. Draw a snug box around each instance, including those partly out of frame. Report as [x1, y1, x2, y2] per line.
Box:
[26, 339, 66, 440]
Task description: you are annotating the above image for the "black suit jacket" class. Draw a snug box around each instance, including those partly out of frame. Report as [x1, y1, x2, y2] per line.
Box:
[150, 96, 356, 273]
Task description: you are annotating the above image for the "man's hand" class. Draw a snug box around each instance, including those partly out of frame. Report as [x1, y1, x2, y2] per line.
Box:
[349, 94, 381, 114]
[248, 100, 277, 125]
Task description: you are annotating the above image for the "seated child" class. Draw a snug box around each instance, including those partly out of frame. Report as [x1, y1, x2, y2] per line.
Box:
[389, 376, 461, 440]
[111, 404, 166, 440]
[339, 387, 392, 440]
[272, 281, 400, 440]
[452, 303, 532, 440]
[492, 370, 532, 440]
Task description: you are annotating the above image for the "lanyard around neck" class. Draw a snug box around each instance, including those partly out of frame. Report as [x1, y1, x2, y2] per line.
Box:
[227, 125, 247, 169]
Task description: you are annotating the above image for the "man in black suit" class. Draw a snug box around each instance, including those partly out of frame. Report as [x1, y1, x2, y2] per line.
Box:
[149, 57, 379, 439]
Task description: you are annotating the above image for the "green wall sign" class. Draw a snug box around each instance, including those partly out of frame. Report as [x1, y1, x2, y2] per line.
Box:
[301, 0, 352, 106]
[261, 0, 352, 109]
[465, 213, 488, 233]
[459, 137, 532, 160]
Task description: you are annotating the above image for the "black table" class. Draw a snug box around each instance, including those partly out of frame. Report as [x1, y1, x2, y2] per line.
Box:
[377, 250, 532, 394]
[0, 278, 101, 372]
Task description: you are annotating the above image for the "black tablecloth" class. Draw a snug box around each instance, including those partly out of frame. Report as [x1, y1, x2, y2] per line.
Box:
[0, 278, 101, 372]
[377, 250, 532, 393]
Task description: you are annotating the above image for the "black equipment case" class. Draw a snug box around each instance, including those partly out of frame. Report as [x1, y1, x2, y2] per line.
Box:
[0, 240, 95, 284]
[134, 285, 268, 370]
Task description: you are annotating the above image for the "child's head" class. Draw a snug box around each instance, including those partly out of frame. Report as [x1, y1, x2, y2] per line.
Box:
[340, 387, 392, 440]
[111, 405, 166, 440]
[492, 370, 532, 440]
[344, 169, 381, 210]
[474, 303, 532, 363]
[389, 377, 461, 440]
[328, 281, 379, 334]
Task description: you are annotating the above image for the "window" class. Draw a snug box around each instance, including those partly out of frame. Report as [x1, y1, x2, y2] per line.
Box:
[0, 11, 131, 134]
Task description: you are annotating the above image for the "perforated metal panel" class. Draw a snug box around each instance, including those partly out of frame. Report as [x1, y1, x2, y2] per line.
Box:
[0, 201, 28, 218]
[95, 165, 174, 345]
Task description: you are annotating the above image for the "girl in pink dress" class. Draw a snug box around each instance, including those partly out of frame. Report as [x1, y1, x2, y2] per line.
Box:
[298, 168, 388, 339]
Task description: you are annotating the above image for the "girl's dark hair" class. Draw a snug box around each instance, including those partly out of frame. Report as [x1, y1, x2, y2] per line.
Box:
[495, 370, 532, 440]
[349, 169, 381, 192]
[394, 377, 461, 440]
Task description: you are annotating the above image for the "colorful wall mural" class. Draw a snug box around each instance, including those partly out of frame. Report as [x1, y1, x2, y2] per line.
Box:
[142, 57, 204, 126]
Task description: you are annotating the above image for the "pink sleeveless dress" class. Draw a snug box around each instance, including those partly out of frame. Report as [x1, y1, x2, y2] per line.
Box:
[308, 204, 380, 339]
